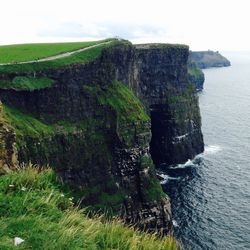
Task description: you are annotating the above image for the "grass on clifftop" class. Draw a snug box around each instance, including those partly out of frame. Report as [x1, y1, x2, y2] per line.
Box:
[0, 39, 130, 74]
[0, 166, 178, 250]
[0, 45, 105, 74]
[0, 40, 107, 64]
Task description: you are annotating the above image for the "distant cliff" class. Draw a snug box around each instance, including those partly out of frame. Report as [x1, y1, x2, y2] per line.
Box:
[189, 50, 231, 69]
[0, 40, 204, 234]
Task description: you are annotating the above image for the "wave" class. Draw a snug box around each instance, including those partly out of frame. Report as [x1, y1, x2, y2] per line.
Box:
[167, 152, 205, 170]
[169, 159, 196, 169]
[157, 173, 181, 184]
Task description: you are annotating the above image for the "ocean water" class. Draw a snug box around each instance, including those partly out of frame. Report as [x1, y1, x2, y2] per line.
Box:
[162, 52, 250, 249]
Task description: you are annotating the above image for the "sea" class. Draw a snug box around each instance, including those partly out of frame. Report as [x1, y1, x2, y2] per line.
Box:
[161, 52, 250, 249]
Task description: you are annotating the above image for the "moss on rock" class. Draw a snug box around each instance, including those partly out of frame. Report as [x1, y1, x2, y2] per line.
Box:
[0, 76, 54, 91]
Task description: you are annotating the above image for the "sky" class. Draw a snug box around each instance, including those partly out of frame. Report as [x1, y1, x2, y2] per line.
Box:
[0, 0, 250, 51]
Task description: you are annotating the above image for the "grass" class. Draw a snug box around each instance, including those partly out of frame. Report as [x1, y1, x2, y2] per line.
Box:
[3, 105, 54, 138]
[85, 80, 149, 124]
[1, 85, 163, 208]
[167, 83, 195, 104]
[0, 40, 109, 64]
[187, 65, 203, 78]
[2, 105, 102, 138]
[143, 171, 166, 202]
[0, 165, 179, 249]
[0, 44, 106, 74]
[0, 76, 54, 90]
[84, 80, 150, 146]
[0, 40, 129, 74]
[1, 81, 149, 141]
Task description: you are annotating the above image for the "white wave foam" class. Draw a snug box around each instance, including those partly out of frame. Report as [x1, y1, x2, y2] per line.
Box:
[170, 159, 195, 169]
[204, 145, 222, 154]
[172, 220, 179, 227]
[160, 179, 168, 185]
[183, 159, 193, 167]
[158, 173, 181, 184]
[159, 173, 169, 184]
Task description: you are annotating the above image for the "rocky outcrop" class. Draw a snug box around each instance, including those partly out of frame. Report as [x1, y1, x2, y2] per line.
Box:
[189, 50, 231, 69]
[0, 102, 17, 174]
[188, 62, 205, 91]
[102, 43, 204, 165]
[0, 40, 204, 233]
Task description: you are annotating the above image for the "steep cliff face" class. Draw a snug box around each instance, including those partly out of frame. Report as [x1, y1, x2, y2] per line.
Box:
[134, 45, 203, 165]
[106, 44, 204, 165]
[188, 62, 205, 91]
[0, 40, 204, 233]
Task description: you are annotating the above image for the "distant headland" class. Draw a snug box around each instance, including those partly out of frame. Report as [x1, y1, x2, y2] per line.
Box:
[187, 50, 231, 90]
[189, 50, 231, 69]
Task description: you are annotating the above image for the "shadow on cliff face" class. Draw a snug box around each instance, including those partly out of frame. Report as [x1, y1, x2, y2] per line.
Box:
[149, 95, 204, 167]
[149, 103, 173, 164]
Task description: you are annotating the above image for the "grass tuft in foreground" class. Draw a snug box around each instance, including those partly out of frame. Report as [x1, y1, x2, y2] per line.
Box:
[0, 165, 179, 250]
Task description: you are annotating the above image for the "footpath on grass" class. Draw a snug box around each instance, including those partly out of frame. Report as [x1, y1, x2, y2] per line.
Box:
[0, 41, 112, 66]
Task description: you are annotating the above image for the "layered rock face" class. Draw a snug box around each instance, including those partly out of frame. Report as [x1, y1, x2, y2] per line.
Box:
[134, 45, 203, 165]
[108, 44, 204, 165]
[0, 41, 204, 233]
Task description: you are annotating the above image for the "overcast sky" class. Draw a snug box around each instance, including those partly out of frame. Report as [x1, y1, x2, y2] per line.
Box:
[1, 0, 249, 51]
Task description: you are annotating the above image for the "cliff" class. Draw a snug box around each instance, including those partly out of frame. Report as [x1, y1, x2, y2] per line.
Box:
[0, 40, 204, 234]
[189, 50, 231, 69]
[188, 62, 205, 91]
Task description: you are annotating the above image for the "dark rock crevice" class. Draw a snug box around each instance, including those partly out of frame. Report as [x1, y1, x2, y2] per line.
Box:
[150, 104, 173, 165]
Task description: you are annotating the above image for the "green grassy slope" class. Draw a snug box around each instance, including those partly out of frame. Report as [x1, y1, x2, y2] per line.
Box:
[2, 80, 149, 138]
[0, 40, 109, 64]
[0, 166, 178, 250]
[85, 80, 149, 124]
[3, 105, 55, 138]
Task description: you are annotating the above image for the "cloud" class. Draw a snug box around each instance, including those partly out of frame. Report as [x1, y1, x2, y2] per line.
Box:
[38, 21, 168, 41]
[2, 0, 250, 50]
[38, 22, 105, 38]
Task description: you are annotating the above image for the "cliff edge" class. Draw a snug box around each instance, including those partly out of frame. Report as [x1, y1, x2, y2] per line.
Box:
[0, 39, 204, 234]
